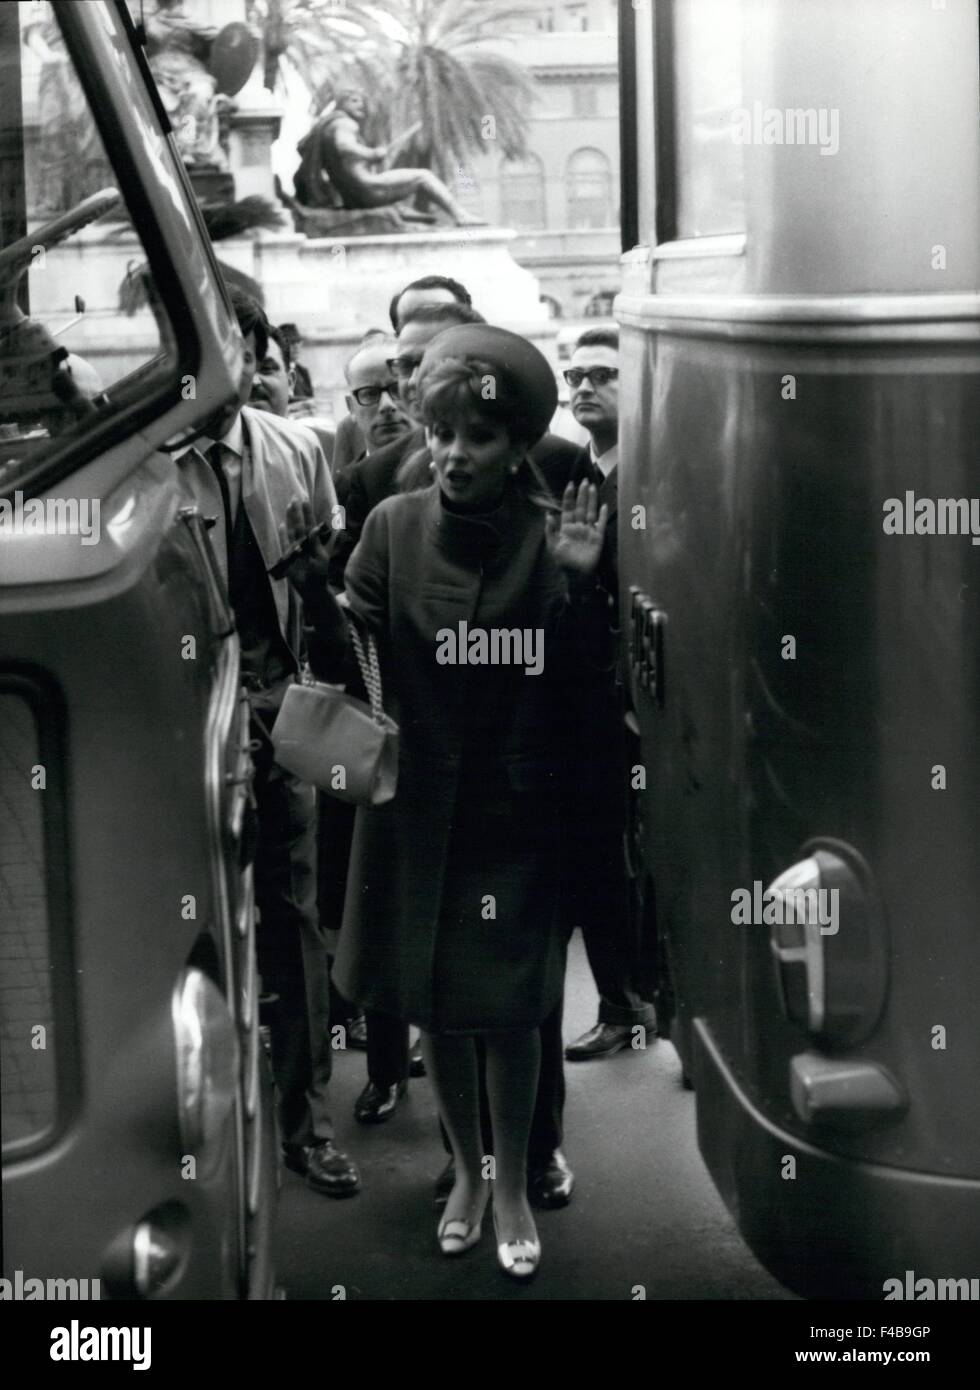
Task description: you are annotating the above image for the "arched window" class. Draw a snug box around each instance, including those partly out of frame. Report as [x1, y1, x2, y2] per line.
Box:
[500, 154, 546, 231]
[565, 147, 612, 229]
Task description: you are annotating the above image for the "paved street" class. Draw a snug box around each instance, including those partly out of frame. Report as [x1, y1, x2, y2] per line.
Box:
[275, 932, 795, 1301]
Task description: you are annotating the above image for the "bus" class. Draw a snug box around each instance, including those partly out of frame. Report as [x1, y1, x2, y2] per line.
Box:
[617, 0, 980, 1298]
[1, 0, 277, 1298]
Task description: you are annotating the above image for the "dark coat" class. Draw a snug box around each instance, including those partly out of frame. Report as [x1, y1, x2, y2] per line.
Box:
[331, 428, 585, 587]
[306, 481, 609, 1033]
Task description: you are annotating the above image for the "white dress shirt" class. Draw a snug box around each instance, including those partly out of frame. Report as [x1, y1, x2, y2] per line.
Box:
[200, 413, 245, 522]
[590, 440, 618, 480]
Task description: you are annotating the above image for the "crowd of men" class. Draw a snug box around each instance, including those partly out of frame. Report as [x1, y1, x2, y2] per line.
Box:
[175, 274, 656, 1205]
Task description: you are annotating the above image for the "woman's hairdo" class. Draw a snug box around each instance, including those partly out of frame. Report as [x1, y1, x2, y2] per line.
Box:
[416, 356, 527, 443]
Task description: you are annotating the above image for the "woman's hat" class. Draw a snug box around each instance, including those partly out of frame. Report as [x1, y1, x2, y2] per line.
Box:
[419, 324, 557, 445]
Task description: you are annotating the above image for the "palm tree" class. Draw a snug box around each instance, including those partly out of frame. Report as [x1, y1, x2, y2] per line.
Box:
[247, 0, 390, 114]
[250, 0, 534, 176]
[373, 0, 535, 183]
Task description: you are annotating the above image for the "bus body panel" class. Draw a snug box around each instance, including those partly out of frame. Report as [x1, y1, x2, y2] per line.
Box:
[618, 0, 980, 1296]
[1, 453, 263, 1296]
[693, 1018, 980, 1300]
[618, 310, 980, 1294]
[2, 1, 275, 1297]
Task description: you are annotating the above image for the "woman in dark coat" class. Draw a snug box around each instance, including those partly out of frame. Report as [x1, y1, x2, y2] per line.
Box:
[282, 326, 610, 1278]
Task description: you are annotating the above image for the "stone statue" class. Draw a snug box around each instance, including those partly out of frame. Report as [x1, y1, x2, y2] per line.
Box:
[22, 4, 113, 213]
[290, 87, 486, 234]
[143, 0, 231, 170]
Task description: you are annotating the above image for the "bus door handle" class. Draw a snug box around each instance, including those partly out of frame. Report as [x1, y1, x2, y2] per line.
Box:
[628, 587, 666, 707]
[178, 505, 235, 639]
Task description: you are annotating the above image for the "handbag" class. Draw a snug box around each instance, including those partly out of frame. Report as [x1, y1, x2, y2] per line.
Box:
[271, 623, 398, 805]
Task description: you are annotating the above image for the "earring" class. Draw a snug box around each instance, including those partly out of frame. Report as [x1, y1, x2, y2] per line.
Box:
[429, 460, 436, 473]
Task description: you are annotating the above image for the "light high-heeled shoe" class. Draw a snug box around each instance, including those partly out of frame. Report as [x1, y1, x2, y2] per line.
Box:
[437, 1185, 488, 1255]
[492, 1208, 541, 1280]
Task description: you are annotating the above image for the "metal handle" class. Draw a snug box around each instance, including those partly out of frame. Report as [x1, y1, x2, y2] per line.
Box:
[178, 505, 235, 639]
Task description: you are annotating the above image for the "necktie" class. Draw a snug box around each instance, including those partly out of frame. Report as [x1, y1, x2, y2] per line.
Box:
[206, 442, 234, 559]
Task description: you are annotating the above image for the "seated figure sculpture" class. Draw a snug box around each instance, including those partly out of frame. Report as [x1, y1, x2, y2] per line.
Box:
[290, 87, 485, 233]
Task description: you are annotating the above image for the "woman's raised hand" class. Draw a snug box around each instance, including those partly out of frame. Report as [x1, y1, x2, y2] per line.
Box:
[275, 497, 336, 593]
[545, 479, 609, 579]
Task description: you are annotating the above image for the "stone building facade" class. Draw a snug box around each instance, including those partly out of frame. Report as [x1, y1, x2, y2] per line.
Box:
[457, 0, 622, 320]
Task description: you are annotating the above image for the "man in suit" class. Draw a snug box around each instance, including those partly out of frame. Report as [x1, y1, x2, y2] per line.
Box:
[330, 279, 475, 478]
[560, 327, 659, 1060]
[245, 320, 383, 1093]
[388, 273, 473, 331]
[321, 329, 424, 1126]
[175, 288, 360, 1197]
[329, 301, 486, 583]
[334, 330, 412, 500]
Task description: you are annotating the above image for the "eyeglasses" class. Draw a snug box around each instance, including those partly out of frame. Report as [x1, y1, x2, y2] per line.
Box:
[387, 354, 424, 379]
[563, 367, 619, 388]
[350, 380, 400, 406]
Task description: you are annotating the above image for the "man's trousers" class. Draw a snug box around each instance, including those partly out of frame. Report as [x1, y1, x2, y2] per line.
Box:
[253, 734, 334, 1149]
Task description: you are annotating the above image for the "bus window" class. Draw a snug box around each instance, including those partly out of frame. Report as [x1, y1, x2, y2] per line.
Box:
[1, 1, 179, 495]
[0, 689, 56, 1154]
[667, 0, 745, 239]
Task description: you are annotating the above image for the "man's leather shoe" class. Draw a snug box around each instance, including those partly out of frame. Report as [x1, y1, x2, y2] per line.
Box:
[528, 1150, 575, 1209]
[433, 1157, 455, 1208]
[283, 1141, 360, 1197]
[565, 1021, 652, 1060]
[346, 1013, 368, 1049]
[354, 1079, 406, 1125]
[408, 1038, 426, 1077]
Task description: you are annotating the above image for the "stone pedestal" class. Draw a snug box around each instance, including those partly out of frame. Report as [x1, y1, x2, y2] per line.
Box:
[283, 204, 428, 238]
[226, 57, 283, 205]
[188, 166, 235, 205]
[228, 107, 283, 203]
[246, 226, 549, 333]
[28, 221, 557, 423]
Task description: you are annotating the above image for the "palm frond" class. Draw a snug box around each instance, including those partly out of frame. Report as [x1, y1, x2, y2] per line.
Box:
[252, 0, 536, 183]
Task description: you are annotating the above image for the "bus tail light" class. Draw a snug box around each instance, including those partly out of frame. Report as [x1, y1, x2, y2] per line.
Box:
[768, 842, 889, 1051]
[172, 969, 238, 1172]
[768, 843, 902, 1126]
[132, 1216, 184, 1297]
[101, 1202, 190, 1299]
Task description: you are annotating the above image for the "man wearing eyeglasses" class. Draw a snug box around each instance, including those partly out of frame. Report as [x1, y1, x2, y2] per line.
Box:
[561, 327, 659, 1062]
[320, 330, 419, 1126]
[331, 278, 476, 477]
[344, 331, 411, 458]
[565, 330, 620, 481]
[330, 302, 486, 581]
[325, 312, 476, 1130]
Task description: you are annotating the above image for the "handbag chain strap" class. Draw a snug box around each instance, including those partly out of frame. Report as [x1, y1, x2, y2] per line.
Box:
[350, 623, 385, 725]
